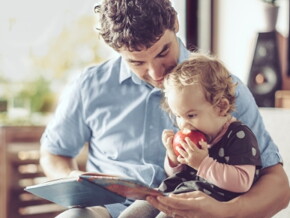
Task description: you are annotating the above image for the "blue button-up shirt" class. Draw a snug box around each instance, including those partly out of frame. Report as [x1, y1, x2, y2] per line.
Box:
[41, 38, 282, 188]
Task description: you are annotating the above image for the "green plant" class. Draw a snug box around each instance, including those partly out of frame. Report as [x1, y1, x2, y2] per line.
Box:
[262, 0, 278, 5]
[16, 77, 56, 113]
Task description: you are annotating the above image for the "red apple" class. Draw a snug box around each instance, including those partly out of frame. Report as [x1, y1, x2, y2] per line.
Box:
[172, 129, 207, 156]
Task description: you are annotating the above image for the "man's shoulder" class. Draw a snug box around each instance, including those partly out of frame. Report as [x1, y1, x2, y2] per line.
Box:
[82, 56, 122, 78]
[77, 56, 122, 87]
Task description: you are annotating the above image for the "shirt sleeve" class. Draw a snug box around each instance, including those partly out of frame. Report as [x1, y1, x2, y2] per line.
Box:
[231, 76, 282, 168]
[40, 71, 91, 157]
[197, 156, 255, 192]
[164, 156, 185, 176]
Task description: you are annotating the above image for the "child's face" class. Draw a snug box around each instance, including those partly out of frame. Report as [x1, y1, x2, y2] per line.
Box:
[166, 84, 226, 139]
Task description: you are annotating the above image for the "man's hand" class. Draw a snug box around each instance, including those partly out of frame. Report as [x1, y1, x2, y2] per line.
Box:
[147, 191, 228, 218]
[68, 170, 86, 177]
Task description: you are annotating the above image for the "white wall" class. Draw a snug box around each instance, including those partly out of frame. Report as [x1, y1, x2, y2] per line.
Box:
[259, 108, 290, 218]
[171, 0, 186, 44]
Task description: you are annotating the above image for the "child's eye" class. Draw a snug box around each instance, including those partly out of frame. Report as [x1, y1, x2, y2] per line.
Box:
[188, 114, 197, 118]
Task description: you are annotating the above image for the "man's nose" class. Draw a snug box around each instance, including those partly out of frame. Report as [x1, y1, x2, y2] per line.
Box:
[148, 62, 164, 80]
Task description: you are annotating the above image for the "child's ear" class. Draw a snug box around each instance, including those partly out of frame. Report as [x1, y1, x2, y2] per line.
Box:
[217, 98, 230, 116]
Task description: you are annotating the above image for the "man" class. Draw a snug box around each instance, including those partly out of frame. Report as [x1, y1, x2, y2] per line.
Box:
[40, 0, 290, 217]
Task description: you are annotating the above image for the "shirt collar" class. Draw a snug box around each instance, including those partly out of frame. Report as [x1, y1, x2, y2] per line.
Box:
[118, 37, 190, 85]
[119, 57, 132, 84]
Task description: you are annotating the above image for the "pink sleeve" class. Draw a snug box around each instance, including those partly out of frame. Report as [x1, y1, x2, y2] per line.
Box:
[197, 156, 256, 193]
[164, 156, 185, 176]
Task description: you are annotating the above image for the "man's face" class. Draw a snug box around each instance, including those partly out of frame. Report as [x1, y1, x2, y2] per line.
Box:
[119, 30, 179, 88]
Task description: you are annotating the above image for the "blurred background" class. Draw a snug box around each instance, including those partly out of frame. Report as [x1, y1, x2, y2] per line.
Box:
[0, 0, 115, 125]
[0, 0, 289, 124]
[0, 0, 289, 218]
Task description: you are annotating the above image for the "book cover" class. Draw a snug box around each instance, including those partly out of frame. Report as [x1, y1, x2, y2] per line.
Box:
[24, 173, 163, 208]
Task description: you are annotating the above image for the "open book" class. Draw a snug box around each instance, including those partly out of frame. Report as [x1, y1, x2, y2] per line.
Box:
[25, 173, 164, 208]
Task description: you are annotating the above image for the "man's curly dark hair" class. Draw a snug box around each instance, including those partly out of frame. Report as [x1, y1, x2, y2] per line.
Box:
[95, 0, 177, 51]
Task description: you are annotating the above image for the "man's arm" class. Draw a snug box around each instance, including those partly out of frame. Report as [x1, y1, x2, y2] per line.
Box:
[147, 164, 290, 218]
[40, 147, 83, 179]
[227, 164, 290, 218]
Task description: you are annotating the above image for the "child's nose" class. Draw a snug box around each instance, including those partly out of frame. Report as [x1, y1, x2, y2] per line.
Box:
[179, 120, 194, 131]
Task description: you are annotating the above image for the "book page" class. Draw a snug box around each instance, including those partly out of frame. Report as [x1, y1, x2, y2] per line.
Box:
[80, 174, 164, 200]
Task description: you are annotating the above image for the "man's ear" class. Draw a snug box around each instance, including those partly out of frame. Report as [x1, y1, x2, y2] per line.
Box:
[174, 15, 179, 33]
[217, 98, 230, 116]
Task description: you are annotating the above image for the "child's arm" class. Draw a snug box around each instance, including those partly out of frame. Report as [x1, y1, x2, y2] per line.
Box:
[197, 156, 255, 192]
[177, 136, 257, 193]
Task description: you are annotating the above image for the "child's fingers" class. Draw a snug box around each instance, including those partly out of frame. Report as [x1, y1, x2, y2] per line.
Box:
[177, 155, 186, 164]
[199, 140, 209, 150]
[184, 137, 199, 151]
[176, 146, 186, 157]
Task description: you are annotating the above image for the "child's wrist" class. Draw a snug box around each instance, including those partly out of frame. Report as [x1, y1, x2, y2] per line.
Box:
[167, 155, 179, 167]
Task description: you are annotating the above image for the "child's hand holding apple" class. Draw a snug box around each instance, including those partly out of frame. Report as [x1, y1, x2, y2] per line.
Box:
[172, 129, 209, 169]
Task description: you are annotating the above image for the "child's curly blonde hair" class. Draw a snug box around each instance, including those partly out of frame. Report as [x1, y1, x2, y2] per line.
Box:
[162, 52, 237, 115]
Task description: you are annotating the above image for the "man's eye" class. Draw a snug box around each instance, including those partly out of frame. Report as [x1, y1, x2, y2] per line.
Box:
[128, 60, 144, 66]
[158, 50, 169, 58]
[131, 62, 144, 66]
